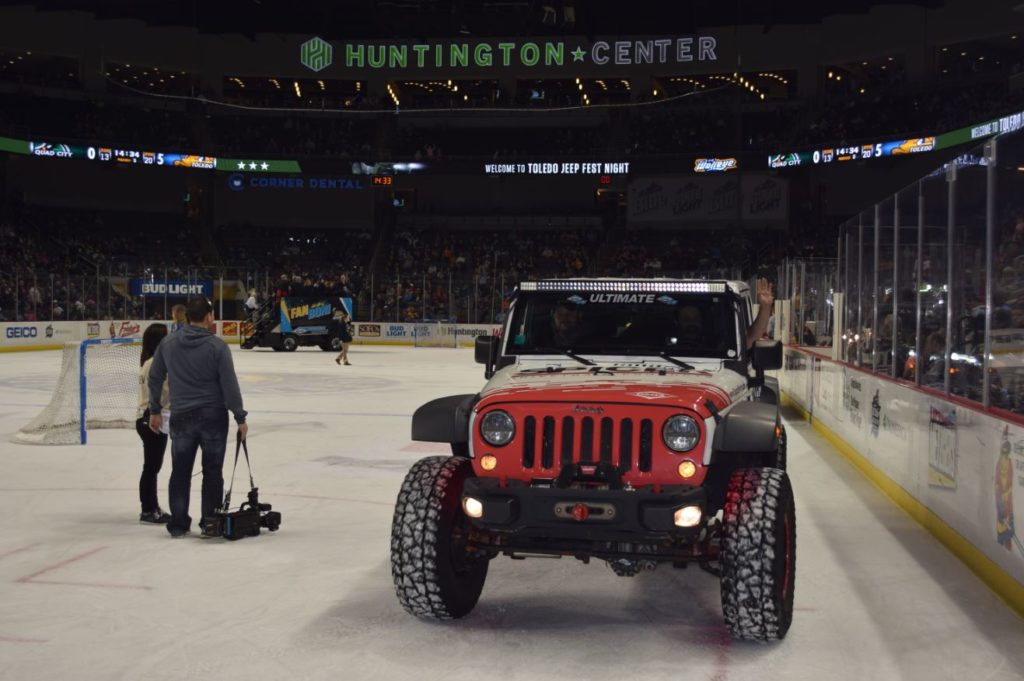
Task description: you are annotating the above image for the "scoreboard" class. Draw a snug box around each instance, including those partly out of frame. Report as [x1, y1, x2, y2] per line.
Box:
[87, 146, 217, 169]
[768, 136, 936, 169]
[0, 136, 302, 173]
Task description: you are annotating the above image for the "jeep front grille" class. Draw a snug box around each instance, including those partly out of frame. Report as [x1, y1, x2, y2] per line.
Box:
[522, 415, 653, 473]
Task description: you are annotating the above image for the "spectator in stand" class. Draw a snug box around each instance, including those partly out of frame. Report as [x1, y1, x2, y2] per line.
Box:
[170, 304, 187, 333]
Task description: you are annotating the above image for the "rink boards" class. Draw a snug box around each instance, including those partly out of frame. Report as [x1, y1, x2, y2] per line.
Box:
[779, 346, 1024, 616]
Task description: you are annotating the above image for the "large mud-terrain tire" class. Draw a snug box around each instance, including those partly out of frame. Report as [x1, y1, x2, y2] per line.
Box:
[720, 467, 796, 641]
[391, 456, 488, 619]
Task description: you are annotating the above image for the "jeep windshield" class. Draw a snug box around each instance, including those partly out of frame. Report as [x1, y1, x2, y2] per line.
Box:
[506, 290, 741, 359]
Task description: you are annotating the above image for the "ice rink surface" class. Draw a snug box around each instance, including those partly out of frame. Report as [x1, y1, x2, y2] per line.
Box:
[1, 344, 1022, 681]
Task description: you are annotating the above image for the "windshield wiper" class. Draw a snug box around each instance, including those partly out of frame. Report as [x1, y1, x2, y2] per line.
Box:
[658, 352, 695, 370]
[563, 349, 596, 366]
[523, 346, 597, 367]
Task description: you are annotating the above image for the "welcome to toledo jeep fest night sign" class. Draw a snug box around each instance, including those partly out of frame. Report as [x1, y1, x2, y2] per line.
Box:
[299, 35, 720, 74]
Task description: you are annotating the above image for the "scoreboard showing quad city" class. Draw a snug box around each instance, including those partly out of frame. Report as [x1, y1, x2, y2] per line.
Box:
[768, 136, 937, 168]
[24, 140, 216, 168]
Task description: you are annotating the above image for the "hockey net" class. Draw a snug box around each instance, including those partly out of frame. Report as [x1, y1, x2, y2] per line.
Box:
[13, 339, 142, 445]
[413, 322, 459, 348]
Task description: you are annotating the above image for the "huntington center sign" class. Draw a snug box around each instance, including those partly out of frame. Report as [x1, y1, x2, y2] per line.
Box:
[299, 35, 720, 74]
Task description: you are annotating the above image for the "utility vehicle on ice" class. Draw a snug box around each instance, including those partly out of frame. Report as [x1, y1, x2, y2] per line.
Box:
[391, 279, 793, 641]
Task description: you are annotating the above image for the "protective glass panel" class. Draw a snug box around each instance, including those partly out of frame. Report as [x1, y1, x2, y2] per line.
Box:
[919, 170, 950, 391]
[895, 184, 920, 382]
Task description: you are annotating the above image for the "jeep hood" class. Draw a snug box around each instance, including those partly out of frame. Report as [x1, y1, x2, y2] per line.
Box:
[478, 362, 748, 414]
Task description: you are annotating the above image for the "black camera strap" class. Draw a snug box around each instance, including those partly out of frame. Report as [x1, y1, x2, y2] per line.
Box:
[223, 433, 256, 512]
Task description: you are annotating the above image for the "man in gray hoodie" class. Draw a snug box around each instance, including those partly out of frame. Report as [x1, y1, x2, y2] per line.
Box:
[148, 296, 248, 537]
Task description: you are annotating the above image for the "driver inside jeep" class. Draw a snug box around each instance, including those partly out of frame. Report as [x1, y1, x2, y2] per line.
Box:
[534, 300, 588, 347]
[675, 304, 706, 345]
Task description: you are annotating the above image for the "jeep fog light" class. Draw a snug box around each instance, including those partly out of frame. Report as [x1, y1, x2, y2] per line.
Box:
[480, 410, 515, 446]
[663, 415, 699, 452]
[480, 454, 498, 471]
[677, 460, 697, 479]
[673, 505, 702, 528]
[462, 497, 484, 519]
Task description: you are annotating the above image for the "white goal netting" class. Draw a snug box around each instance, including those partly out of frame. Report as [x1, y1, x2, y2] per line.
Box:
[413, 322, 459, 348]
[14, 340, 142, 445]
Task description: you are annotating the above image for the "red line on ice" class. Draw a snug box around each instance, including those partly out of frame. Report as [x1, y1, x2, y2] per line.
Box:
[0, 635, 48, 643]
[24, 579, 151, 591]
[0, 544, 39, 562]
[16, 546, 152, 590]
[15, 546, 108, 583]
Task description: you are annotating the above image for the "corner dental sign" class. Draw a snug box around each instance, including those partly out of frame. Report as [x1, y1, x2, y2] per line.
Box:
[301, 36, 718, 72]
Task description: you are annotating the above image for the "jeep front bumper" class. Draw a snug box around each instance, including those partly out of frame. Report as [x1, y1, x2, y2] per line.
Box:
[462, 477, 707, 541]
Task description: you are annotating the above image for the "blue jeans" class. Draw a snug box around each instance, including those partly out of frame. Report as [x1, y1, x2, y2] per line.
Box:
[167, 407, 229, 533]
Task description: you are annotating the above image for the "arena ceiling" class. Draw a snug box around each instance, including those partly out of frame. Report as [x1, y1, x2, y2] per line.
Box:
[2, 0, 946, 39]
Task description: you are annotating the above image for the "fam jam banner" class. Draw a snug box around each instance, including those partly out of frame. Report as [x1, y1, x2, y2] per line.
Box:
[626, 174, 788, 224]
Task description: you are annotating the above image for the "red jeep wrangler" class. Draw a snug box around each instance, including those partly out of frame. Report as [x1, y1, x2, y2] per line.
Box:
[391, 279, 793, 641]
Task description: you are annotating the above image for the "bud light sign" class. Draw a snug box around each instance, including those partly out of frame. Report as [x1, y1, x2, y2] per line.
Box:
[129, 279, 214, 297]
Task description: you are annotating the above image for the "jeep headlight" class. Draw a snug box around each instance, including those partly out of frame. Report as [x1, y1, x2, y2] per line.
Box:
[663, 414, 700, 452]
[480, 410, 515, 447]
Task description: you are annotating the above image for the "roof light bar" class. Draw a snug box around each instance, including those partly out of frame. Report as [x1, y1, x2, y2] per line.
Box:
[521, 281, 728, 294]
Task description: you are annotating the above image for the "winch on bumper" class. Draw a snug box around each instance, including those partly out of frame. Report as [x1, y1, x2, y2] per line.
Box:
[462, 476, 707, 540]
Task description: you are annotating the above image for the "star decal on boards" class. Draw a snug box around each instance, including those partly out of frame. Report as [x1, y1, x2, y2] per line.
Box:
[237, 161, 246, 170]
[571, 46, 586, 62]
[260, 162, 269, 170]
[248, 161, 257, 170]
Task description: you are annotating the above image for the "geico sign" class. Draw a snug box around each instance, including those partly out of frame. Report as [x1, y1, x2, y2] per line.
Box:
[6, 327, 38, 338]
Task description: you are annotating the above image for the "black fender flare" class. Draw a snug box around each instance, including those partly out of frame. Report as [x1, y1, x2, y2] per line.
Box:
[411, 394, 479, 443]
[711, 401, 781, 455]
[756, 376, 780, 405]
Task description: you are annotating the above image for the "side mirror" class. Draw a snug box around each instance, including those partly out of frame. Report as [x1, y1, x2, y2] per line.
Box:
[475, 335, 499, 378]
[751, 339, 783, 371]
[475, 335, 496, 364]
